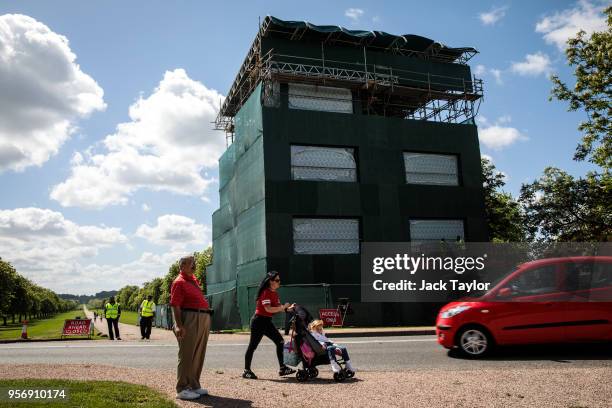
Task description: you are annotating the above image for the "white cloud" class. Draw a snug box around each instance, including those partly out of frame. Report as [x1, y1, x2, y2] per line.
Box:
[135, 214, 211, 250]
[490, 68, 503, 84]
[536, 0, 607, 50]
[479, 6, 509, 26]
[473, 65, 503, 85]
[30, 250, 183, 295]
[50, 69, 225, 209]
[141, 203, 151, 212]
[510, 52, 552, 76]
[0, 207, 127, 291]
[345, 8, 364, 22]
[476, 115, 489, 126]
[71, 249, 192, 294]
[497, 115, 512, 124]
[474, 64, 487, 76]
[478, 116, 528, 150]
[0, 208, 211, 294]
[0, 14, 105, 173]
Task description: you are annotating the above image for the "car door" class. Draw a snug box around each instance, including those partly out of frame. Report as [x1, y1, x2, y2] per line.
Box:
[563, 260, 612, 342]
[490, 263, 570, 345]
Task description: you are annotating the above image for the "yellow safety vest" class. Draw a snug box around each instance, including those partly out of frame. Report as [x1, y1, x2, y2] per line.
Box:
[105, 302, 119, 319]
[140, 300, 155, 317]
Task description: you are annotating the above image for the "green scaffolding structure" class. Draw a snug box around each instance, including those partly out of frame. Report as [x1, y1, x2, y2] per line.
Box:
[208, 16, 489, 329]
[208, 84, 267, 329]
[208, 84, 339, 329]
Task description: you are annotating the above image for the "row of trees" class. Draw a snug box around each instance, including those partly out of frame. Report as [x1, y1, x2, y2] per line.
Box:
[88, 247, 213, 311]
[484, 8, 611, 243]
[0, 258, 79, 326]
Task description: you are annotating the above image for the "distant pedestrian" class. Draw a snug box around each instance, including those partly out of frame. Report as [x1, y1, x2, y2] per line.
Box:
[104, 296, 121, 340]
[139, 295, 156, 340]
[170, 255, 212, 400]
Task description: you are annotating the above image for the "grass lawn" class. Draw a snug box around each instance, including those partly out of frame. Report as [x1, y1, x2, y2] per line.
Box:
[117, 310, 139, 326]
[0, 309, 93, 341]
[0, 379, 177, 408]
[91, 309, 140, 326]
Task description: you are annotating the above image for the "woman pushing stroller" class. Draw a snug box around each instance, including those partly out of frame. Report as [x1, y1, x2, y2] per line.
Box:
[308, 319, 356, 375]
[243, 271, 296, 379]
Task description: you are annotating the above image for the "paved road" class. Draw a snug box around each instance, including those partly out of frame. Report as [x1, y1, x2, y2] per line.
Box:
[1, 335, 610, 372]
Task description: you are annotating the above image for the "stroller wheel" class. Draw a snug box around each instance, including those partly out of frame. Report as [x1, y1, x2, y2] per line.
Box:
[333, 371, 346, 382]
[308, 367, 319, 378]
[296, 370, 308, 382]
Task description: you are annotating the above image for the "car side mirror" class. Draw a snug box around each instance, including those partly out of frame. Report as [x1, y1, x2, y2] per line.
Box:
[497, 287, 512, 298]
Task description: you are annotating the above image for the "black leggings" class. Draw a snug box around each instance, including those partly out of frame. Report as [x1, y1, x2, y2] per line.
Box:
[244, 315, 284, 370]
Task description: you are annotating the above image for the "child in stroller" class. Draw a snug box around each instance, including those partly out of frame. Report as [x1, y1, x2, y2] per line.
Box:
[309, 319, 356, 375]
[285, 304, 356, 382]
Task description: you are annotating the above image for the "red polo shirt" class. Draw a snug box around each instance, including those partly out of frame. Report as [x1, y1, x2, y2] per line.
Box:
[170, 272, 209, 309]
[255, 288, 280, 317]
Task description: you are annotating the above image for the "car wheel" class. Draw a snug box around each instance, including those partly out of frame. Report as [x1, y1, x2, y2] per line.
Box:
[457, 326, 492, 358]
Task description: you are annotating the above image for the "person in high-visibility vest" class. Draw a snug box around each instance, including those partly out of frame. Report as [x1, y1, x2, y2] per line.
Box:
[139, 295, 156, 340]
[104, 296, 121, 340]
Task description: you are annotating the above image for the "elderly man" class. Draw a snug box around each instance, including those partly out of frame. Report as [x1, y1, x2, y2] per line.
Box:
[170, 255, 212, 400]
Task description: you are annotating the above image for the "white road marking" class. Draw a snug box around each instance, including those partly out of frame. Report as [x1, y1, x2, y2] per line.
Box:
[0, 338, 436, 350]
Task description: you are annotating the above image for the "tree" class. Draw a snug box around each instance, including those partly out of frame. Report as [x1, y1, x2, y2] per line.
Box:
[519, 167, 611, 241]
[87, 298, 104, 311]
[0, 258, 18, 325]
[549, 6, 612, 169]
[8, 275, 32, 322]
[0, 259, 76, 324]
[158, 262, 179, 305]
[481, 158, 526, 242]
[194, 247, 212, 294]
[116, 285, 139, 310]
[147, 278, 164, 304]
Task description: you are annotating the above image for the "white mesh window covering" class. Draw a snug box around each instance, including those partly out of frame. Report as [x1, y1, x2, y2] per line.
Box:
[291, 145, 357, 182]
[288, 84, 353, 114]
[293, 218, 359, 254]
[404, 153, 459, 186]
[409, 220, 465, 242]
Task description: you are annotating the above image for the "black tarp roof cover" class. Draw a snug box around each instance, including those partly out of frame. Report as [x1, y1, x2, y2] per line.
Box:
[264, 16, 477, 61]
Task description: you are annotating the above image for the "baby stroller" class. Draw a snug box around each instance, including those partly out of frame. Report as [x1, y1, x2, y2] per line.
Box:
[284, 304, 355, 382]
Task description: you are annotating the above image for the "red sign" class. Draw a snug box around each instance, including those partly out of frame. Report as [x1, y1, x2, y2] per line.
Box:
[319, 309, 342, 326]
[62, 319, 92, 337]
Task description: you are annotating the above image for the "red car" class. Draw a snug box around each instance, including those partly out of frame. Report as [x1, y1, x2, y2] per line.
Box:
[436, 256, 612, 357]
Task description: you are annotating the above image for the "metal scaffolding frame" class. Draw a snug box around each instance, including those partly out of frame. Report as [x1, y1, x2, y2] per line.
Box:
[215, 50, 483, 136]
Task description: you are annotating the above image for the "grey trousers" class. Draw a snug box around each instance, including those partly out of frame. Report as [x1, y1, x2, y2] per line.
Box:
[174, 311, 211, 393]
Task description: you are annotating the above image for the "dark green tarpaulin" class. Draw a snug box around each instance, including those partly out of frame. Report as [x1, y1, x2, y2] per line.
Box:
[266, 16, 476, 61]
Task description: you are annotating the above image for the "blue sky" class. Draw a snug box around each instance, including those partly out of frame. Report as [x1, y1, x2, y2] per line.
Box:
[0, 0, 607, 294]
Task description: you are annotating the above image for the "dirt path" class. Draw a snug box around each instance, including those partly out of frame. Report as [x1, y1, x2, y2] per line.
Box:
[1, 363, 611, 408]
[84, 306, 176, 342]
